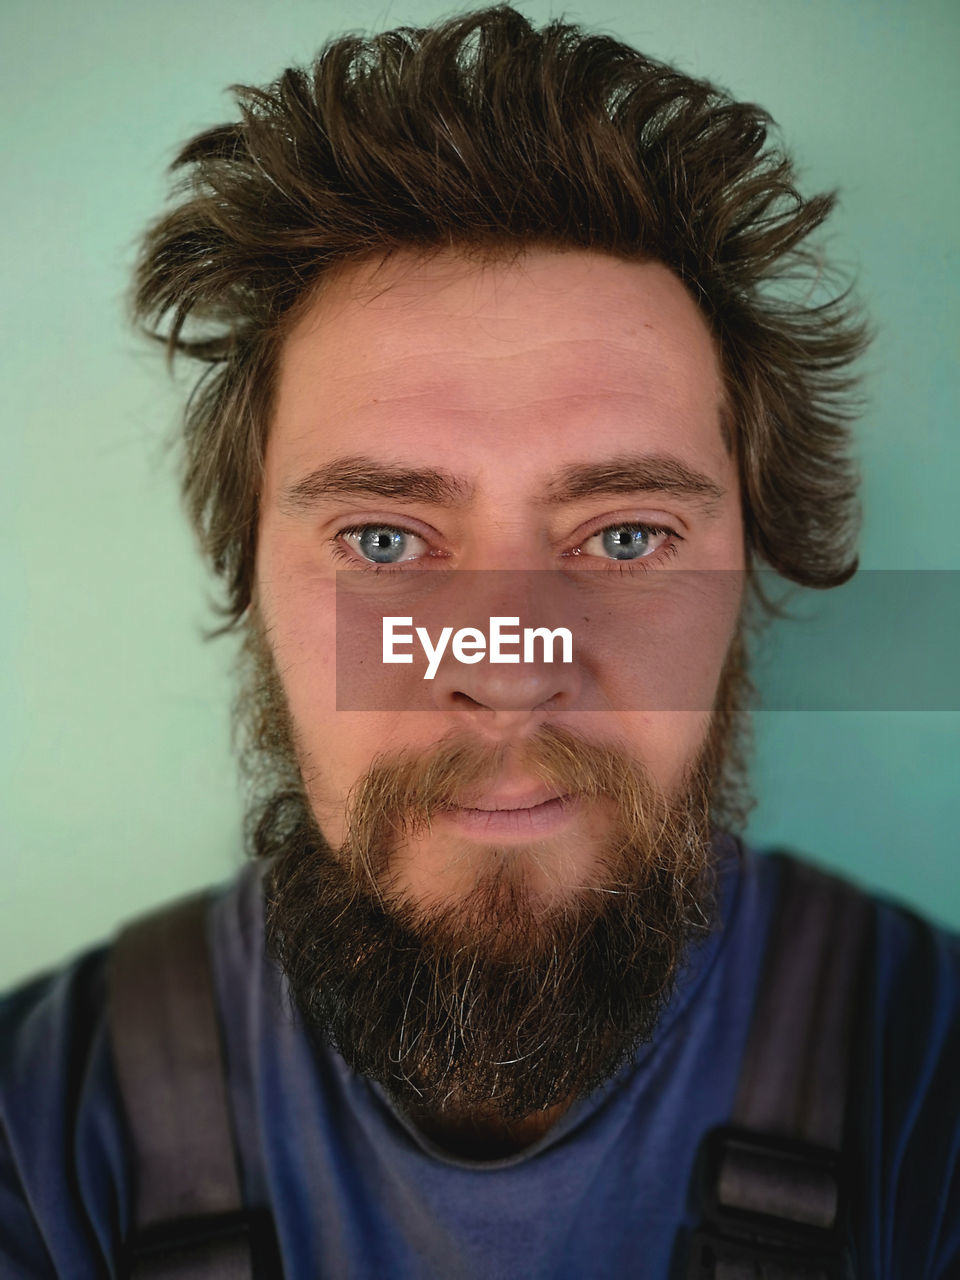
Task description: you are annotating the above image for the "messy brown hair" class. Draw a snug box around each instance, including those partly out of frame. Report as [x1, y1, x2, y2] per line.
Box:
[133, 4, 868, 635]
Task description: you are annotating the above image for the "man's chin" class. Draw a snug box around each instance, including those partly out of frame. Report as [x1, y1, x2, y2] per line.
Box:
[380, 851, 602, 968]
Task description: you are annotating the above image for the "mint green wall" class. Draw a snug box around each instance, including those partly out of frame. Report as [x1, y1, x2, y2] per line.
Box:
[2, 0, 957, 986]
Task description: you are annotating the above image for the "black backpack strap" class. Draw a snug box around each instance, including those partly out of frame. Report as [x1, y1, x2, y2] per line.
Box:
[108, 891, 277, 1278]
[686, 850, 875, 1280]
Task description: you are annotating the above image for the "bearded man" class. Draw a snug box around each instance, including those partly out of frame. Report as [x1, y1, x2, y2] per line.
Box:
[1, 7, 957, 1278]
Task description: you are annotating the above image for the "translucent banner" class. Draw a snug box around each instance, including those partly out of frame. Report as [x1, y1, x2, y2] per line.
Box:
[334, 569, 960, 712]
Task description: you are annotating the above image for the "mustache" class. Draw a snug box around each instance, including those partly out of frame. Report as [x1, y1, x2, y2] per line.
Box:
[341, 722, 693, 894]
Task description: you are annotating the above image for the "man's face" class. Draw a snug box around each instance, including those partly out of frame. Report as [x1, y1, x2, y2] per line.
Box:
[251, 247, 747, 1128]
[257, 247, 744, 895]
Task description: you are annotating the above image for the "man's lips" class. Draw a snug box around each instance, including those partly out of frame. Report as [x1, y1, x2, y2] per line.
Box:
[437, 786, 579, 839]
[453, 784, 570, 812]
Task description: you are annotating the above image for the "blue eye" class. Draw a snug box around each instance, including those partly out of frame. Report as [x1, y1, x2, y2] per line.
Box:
[340, 525, 428, 564]
[582, 523, 672, 561]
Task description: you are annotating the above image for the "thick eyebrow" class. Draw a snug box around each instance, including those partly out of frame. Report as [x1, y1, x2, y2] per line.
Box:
[544, 453, 726, 515]
[278, 450, 725, 517]
[278, 455, 474, 514]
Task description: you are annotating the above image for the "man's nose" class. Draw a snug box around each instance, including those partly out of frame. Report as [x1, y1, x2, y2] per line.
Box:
[424, 573, 583, 735]
[428, 653, 583, 734]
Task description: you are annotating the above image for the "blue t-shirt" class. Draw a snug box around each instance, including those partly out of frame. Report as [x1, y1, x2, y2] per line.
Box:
[1, 839, 958, 1278]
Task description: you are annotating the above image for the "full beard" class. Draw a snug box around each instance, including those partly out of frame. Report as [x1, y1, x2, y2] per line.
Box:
[237, 613, 753, 1129]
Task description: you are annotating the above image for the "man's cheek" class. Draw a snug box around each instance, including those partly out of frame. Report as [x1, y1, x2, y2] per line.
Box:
[267, 608, 339, 722]
[614, 711, 711, 793]
[294, 719, 382, 844]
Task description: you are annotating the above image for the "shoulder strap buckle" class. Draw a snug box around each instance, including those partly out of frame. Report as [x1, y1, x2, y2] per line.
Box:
[703, 1124, 845, 1240]
[688, 1125, 851, 1279]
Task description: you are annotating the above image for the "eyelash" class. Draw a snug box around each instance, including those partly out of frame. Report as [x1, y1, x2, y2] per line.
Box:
[329, 522, 683, 572]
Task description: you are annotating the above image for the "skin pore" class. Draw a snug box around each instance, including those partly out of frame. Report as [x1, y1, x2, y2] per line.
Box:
[252, 246, 747, 1157]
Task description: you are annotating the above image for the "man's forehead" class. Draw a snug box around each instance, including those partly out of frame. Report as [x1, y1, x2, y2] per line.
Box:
[271, 246, 727, 452]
